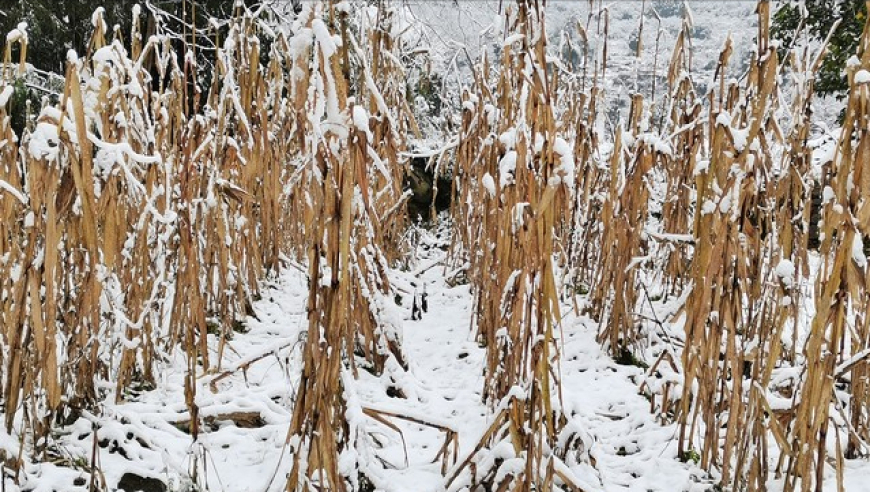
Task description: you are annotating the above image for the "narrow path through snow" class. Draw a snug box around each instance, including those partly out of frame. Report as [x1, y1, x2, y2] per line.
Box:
[356, 250, 710, 491]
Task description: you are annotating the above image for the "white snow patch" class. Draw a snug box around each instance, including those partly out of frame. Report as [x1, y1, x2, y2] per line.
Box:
[502, 33, 524, 47]
[553, 137, 575, 191]
[775, 259, 795, 288]
[0, 86, 13, 107]
[822, 186, 835, 205]
[853, 234, 867, 269]
[499, 151, 517, 188]
[482, 173, 496, 198]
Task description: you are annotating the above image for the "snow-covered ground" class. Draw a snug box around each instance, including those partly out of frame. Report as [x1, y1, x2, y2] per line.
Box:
[7, 228, 870, 491]
[8, 269, 312, 492]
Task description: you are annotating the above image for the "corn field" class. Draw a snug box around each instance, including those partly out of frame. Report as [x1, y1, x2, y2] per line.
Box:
[0, 0, 869, 491]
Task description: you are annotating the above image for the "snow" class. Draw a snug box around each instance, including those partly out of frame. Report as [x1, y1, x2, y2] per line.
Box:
[502, 33, 524, 47]
[715, 111, 732, 128]
[330, 232, 716, 491]
[776, 259, 795, 288]
[700, 199, 717, 216]
[822, 186, 835, 205]
[731, 127, 748, 151]
[6, 22, 27, 44]
[3, 2, 867, 491]
[638, 133, 673, 157]
[718, 193, 732, 215]
[481, 172, 496, 198]
[853, 234, 867, 269]
[29, 119, 61, 163]
[499, 150, 517, 188]
[0, 86, 13, 107]
[352, 105, 373, 141]
[512, 202, 529, 232]
[91, 7, 105, 27]
[4, 186, 869, 492]
[0, 178, 26, 204]
[498, 128, 517, 149]
[312, 19, 337, 58]
[553, 137, 575, 191]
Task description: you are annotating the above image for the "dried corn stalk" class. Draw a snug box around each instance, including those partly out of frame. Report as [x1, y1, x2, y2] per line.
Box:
[784, 8, 870, 491]
[658, 18, 701, 294]
[677, 4, 783, 490]
[285, 4, 408, 490]
[590, 94, 668, 355]
[447, 2, 587, 490]
[0, 4, 304, 461]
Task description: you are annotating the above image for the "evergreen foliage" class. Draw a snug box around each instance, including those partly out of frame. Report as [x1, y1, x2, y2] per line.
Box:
[772, 0, 866, 97]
